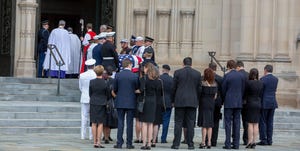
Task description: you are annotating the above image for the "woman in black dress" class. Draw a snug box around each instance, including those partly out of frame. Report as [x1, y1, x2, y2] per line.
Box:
[139, 62, 162, 150]
[245, 68, 263, 149]
[89, 65, 109, 148]
[198, 68, 218, 149]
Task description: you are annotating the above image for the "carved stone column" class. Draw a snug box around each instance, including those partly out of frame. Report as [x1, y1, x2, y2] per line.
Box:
[256, 0, 273, 61]
[169, 0, 179, 64]
[220, 0, 231, 60]
[156, 10, 171, 63]
[133, 9, 148, 36]
[192, 0, 203, 65]
[238, 0, 256, 61]
[15, 0, 38, 77]
[179, 10, 194, 57]
[274, 0, 290, 62]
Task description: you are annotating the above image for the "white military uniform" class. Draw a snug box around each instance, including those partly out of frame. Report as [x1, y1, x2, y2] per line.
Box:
[79, 59, 97, 140]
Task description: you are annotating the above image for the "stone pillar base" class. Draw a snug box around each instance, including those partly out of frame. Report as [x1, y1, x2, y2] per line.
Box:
[15, 58, 36, 77]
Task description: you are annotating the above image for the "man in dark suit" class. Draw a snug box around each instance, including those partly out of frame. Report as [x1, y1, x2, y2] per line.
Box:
[222, 60, 245, 149]
[37, 20, 49, 78]
[159, 64, 173, 143]
[171, 57, 202, 150]
[208, 62, 223, 147]
[236, 60, 249, 145]
[258, 65, 278, 146]
[113, 58, 139, 149]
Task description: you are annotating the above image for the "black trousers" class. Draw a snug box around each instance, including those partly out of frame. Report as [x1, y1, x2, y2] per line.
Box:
[173, 107, 196, 147]
[211, 106, 222, 146]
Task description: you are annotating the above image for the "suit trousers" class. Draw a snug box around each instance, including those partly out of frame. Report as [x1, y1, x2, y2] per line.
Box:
[161, 108, 172, 142]
[116, 108, 135, 147]
[259, 108, 275, 144]
[81, 103, 92, 139]
[211, 106, 222, 146]
[173, 107, 196, 147]
[224, 108, 241, 148]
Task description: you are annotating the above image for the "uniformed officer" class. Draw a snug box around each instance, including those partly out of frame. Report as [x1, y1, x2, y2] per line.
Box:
[79, 58, 97, 140]
[101, 32, 119, 75]
[37, 20, 49, 77]
[143, 36, 155, 62]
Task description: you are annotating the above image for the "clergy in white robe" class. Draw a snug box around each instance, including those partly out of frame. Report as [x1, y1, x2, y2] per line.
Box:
[67, 27, 81, 75]
[43, 20, 71, 78]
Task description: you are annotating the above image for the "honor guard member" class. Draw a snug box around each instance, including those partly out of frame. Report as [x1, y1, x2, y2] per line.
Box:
[120, 39, 132, 54]
[101, 32, 119, 73]
[92, 32, 107, 66]
[132, 36, 144, 56]
[130, 35, 136, 48]
[79, 58, 97, 140]
[37, 20, 49, 77]
[143, 36, 155, 62]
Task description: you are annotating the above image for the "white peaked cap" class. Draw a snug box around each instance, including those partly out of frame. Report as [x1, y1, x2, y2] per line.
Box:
[106, 32, 116, 37]
[85, 58, 96, 66]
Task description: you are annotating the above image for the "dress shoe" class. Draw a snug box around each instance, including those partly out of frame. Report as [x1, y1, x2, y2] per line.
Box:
[222, 146, 231, 149]
[151, 144, 156, 147]
[188, 145, 195, 150]
[104, 140, 109, 144]
[113, 145, 122, 149]
[171, 145, 179, 149]
[161, 140, 168, 143]
[245, 143, 252, 148]
[126, 145, 135, 149]
[99, 145, 105, 148]
[231, 145, 239, 149]
[134, 140, 140, 143]
[199, 143, 206, 149]
[257, 141, 267, 145]
[181, 140, 187, 144]
[108, 136, 113, 141]
[251, 143, 256, 149]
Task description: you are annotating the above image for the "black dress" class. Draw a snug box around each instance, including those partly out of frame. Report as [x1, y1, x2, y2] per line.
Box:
[139, 75, 162, 123]
[245, 80, 263, 123]
[89, 78, 108, 124]
[197, 81, 217, 128]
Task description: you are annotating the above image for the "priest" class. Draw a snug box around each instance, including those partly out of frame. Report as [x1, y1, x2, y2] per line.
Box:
[43, 20, 71, 78]
[67, 27, 81, 78]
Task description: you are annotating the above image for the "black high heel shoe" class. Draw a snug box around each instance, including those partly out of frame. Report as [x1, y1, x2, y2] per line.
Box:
[245, 143, 252, 148]
[251, 143, 256, 149]
[199, 143, 206, 149]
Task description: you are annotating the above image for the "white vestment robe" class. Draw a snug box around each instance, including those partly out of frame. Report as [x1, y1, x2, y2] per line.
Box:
[43, 27, 71, 72]
[67, 33, 81, 74]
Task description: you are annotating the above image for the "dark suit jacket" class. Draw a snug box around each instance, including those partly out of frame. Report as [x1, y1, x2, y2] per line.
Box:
[89, 78, 108, 105]
[114, 69, 139, 109]
[222, 69, 245, 108]
[214, 74, 223, 108]
[260, 74, 278, 109]
[160, 73, 173, 108]
[238, 69, 249, 102]
[172, 66, 202, 108]
[92, 44, 103, 66]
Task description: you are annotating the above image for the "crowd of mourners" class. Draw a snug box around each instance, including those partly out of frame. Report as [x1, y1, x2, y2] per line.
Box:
[37, 20, 279, 150]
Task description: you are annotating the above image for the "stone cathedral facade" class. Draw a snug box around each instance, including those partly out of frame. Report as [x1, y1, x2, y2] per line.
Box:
[2, 0, 300, 108]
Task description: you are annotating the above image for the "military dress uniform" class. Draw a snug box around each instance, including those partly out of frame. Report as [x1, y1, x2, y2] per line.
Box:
[79, 59, 97, 139]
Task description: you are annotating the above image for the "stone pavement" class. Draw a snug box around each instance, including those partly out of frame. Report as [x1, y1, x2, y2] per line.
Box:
[0, 129, 299, 151]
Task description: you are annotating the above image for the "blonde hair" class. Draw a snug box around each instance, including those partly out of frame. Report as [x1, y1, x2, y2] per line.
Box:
[94, 65, 104, 76]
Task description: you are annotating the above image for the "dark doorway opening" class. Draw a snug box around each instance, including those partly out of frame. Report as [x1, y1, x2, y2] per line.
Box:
[38, 0, 116, 37]
[0, 0, 15, 77]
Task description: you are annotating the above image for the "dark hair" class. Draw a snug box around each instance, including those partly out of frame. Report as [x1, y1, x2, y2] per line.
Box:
[236, 60, 244, 67]
[209, 62, 217, 71]
[122, 58, 132, 68]
[264, 64, 273, 73]
[204, 68, 215, 84]
[249, 68, 259, 80]
[105, 66, 113, 76]
[145, 63, 159, 80]
[227, 60, 236, 69]
[183, 57, 192, 66]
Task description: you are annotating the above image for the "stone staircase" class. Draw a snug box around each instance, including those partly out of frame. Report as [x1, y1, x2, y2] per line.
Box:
[0, 77, 300, 136]
[0, 77, 81, 134]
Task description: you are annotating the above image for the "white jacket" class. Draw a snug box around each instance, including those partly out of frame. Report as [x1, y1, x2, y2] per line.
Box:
[79, 69, 97, 103]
